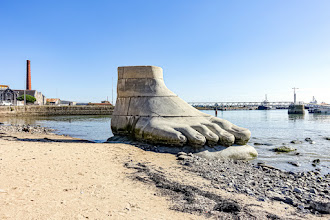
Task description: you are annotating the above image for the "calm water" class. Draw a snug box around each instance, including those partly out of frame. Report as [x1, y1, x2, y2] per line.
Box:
[206, 109, 330, 175]
[0, 115, 112, 143]
[1, 110, 329, 174]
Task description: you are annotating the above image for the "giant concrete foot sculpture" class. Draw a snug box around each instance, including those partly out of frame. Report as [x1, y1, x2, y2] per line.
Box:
[111, 66, 252, 149]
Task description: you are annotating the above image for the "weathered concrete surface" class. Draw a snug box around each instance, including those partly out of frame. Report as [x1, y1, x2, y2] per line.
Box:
[118, 66, 163, 79]
[117, 79, 176, 97]
[114, 97, 199, 116]
[111, 66, 257, 159]
[0, 105, 114, 116]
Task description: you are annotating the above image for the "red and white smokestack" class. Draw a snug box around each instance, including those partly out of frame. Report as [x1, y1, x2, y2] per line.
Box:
[26, 60, 31, 90]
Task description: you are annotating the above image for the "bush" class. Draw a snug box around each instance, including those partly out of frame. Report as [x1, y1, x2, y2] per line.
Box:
[17, 95, 36, 103]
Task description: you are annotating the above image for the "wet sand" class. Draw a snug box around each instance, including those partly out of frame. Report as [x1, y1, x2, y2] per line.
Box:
[0, 129, 328, 219]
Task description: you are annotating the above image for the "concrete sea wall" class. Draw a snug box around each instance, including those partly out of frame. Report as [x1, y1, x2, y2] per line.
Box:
[0, 105, 114, 116]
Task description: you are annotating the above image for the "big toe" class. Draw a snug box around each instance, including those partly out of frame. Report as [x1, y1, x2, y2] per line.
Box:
[135, 119, 187, 146]
[144, 127, 187, 145]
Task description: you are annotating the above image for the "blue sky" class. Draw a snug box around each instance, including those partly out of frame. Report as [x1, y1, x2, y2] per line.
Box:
[1, 0, 329, 103]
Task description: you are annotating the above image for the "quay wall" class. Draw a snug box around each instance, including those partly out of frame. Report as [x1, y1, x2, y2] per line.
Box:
[0, 105, 114, 116]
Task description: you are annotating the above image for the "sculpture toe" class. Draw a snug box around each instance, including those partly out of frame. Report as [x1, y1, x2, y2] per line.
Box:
[191, 124, 219, 146]
[141, 126, 187, 145]
[210, 117, 250, 145]
[134, 117, 187, 145]
[175, 126, 206, 146]
[203, 123, 235, 146]
[232, 128, 251, 145]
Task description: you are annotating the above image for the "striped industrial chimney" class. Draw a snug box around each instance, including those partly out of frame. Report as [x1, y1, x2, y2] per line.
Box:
[26, 60, 31, 90]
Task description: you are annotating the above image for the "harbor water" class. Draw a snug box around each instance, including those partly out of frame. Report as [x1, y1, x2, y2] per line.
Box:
[1, 109, 329, 174]
[209, 109, 330, 175]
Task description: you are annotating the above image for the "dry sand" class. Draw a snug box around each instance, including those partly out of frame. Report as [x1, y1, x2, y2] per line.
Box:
[0, 131, 328, 219]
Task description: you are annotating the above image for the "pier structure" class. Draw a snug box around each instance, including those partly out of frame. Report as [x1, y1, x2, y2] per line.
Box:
[188, 101, 292, 109]
[288, 87, 305, 114]
[288, 103, 305, 114]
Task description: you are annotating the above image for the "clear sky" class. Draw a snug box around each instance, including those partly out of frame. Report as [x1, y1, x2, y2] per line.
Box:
[1, 0, 329, 104]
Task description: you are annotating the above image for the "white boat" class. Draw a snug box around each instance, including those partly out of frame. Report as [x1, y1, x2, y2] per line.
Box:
[313, 105, 330, 114]
[305, 96, 330, 114]
[308, 104, 330, 114]
[305, 96, 319, 110]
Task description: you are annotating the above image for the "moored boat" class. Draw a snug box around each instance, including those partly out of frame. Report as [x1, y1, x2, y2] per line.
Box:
[311, 105, 330, 114]
[257, 95, 272, 110]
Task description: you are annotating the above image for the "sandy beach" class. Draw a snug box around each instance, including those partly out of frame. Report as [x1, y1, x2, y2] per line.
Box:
[0, 127, 328, 219]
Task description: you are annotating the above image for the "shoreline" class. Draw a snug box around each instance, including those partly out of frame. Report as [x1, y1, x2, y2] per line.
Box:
[0, 124, 329, 219]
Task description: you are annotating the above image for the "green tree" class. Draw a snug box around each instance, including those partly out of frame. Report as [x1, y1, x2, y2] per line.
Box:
[17, 95, 36, 103]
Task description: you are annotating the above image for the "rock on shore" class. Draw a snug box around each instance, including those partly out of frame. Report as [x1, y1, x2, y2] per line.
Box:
[0, 124, 54, 134]
[177, 154, 330, 215]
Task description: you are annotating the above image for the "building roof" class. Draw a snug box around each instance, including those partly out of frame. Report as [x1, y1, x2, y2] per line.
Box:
[0, 88, 17, 94]
[46, 98, 60, 102]
[0, 85, 9, 89]
[13, 90, 37, 97]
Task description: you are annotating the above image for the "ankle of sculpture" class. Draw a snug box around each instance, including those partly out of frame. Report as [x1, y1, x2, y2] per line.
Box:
[117, 66, 177, 98]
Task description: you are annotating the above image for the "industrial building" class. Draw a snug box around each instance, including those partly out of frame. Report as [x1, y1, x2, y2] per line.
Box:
[0, 85, 18, 105]
[0, 60, 47, 106]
